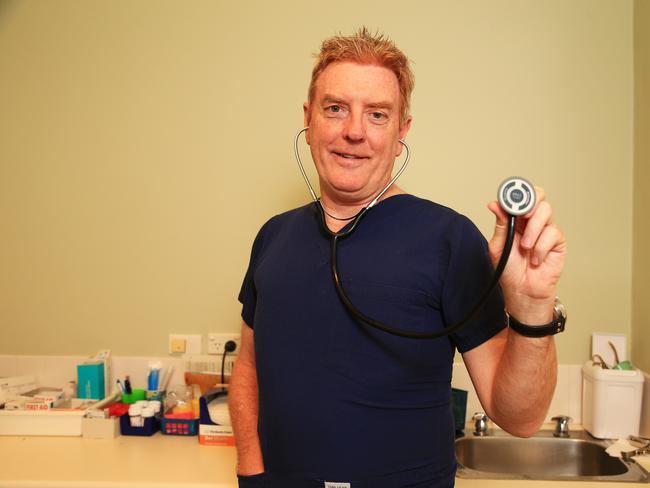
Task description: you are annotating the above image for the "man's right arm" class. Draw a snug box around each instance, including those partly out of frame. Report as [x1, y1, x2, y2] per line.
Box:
[228, 322, 265, 475]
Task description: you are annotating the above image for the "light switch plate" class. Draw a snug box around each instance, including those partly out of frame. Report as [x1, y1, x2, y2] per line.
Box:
[169, 334, 202, 355]
[170, 338, 186, 353]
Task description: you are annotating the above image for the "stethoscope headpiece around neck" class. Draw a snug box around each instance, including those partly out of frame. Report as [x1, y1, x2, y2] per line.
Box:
[293, 127, 411, 211]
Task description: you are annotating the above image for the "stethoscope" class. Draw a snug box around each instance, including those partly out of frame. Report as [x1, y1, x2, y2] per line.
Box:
[294, 127, 536, 339]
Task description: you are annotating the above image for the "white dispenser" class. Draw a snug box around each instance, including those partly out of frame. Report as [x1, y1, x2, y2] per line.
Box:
[582, 360, 644, 439]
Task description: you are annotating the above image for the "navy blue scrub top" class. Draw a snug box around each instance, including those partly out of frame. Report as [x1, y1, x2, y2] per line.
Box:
[238, 194, 505, 487]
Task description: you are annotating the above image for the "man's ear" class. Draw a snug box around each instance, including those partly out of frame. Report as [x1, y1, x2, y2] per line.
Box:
[303, 102, 311, 144]
[399, 116, 412, 140]
[396, 116, 412, 156]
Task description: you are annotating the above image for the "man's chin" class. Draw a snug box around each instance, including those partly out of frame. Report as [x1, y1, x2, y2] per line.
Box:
[324, 184, 375, 203]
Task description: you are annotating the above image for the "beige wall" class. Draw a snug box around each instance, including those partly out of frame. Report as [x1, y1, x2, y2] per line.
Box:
[0, 0, 635, 361]
[632, 0, 650, 373]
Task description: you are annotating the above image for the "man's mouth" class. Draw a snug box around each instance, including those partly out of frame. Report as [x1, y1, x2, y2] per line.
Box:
[333, 151, 369, 160]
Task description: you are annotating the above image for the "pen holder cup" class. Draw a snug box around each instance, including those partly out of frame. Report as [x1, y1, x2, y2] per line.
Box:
[121, 388, 146, 405]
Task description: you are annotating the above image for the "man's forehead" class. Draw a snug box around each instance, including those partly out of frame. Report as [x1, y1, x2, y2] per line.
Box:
[313, 61, 400, 105]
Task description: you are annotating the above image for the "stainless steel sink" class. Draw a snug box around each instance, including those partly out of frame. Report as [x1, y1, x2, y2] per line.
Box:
[455, 429, 650, 482]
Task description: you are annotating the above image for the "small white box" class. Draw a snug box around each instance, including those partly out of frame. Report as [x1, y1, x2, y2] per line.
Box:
[582, 361, 645, 439]
[82, 416, 120, 439]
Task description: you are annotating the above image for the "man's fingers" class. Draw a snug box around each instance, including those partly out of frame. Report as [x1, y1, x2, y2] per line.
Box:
[533, 186, 545, 206]
[527, 186, 546, 217]
[520, 200, 553, 250]
[530, 225, 565, 266]
[516, 186, 547, 233]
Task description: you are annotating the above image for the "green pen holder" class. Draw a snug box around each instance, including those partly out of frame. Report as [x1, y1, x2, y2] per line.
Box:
[121, 388, 146, 404]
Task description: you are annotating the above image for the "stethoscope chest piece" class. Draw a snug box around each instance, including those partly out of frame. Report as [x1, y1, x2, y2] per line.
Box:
[498, 177, 536, 216]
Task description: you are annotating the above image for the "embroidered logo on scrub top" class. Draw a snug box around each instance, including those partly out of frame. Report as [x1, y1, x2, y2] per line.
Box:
[324, 483, 351, 488]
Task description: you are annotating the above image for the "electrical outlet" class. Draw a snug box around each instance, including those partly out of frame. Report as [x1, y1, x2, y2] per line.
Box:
[168, 334, 202, 355]
[207, 333, 240, 355]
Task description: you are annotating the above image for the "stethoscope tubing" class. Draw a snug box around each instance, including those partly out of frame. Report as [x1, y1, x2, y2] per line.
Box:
[323, 203, 517, 339]
[295, 128, 518, 340]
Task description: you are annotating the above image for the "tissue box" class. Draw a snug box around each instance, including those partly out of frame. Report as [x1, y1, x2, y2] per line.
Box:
[199, 388, 234, 446]
[77, 362, 105, 400]
[582, 360, 645, 439]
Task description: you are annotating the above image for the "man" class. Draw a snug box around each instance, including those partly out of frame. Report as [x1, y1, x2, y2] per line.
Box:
[229, 28, 566, 488]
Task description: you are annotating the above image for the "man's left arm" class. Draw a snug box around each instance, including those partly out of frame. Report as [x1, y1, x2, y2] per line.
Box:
[463, 188, 566, 437]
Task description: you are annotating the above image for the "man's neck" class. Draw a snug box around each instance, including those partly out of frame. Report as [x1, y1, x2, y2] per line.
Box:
[320, 185, 404, 233]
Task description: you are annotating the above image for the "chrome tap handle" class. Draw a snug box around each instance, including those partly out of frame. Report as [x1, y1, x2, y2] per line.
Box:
[551, 415, 572, 437]
[473, 412, 489, 436]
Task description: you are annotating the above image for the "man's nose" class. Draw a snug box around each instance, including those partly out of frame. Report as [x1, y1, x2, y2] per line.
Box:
[343, 112, 365, 141]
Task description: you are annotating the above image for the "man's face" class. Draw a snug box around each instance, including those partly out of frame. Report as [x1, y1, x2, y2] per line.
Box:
[303, 61, 411, 204]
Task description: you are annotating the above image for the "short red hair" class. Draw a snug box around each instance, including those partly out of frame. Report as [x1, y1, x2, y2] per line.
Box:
[308, 27, 415, 126]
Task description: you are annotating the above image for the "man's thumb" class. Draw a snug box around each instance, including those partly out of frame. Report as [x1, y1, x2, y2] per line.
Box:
[487, 201, 509, 252]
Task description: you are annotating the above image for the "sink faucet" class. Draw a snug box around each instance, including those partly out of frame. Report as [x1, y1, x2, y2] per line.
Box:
[552, 415, 571, 438]
[473, 412, 489, 436]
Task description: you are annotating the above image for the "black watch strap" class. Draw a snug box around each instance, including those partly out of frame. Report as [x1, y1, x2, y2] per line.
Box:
[507, 314, 565, 337]
[506, 298, 566, 338]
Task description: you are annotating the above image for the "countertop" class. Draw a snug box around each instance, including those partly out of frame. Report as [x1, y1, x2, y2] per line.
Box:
[0, 432, 648, 488]
[0, 434, 237, 488]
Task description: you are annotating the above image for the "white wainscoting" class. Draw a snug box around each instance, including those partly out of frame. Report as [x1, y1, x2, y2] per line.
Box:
[3, 355, 648, 431]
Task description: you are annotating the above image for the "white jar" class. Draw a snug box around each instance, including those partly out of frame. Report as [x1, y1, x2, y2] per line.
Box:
[141, 406, 155, 419]
[128, 404, 144, 427]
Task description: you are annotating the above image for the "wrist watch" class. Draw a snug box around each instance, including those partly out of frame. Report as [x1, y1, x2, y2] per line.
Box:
[506, 297, 566, 338]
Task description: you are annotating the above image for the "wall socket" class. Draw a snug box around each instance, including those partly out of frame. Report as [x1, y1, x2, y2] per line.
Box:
[207, 333, 240, 355]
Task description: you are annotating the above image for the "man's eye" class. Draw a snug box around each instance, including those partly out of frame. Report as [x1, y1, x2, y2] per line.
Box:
[327, 105, 341, 113]
[371, 111, 386, 120]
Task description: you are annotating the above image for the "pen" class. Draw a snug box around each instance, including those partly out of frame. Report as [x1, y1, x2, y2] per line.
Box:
[116, 379, 124, 394]
[124, 376, 132, 395]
